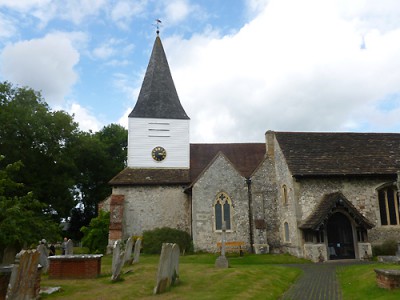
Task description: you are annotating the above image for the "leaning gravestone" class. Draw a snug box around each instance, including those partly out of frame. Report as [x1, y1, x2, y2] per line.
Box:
[6, 249, 40, 300]
[123, 237, 133, 265]
[133, 239, 141, 264]
[65, 239, 74, 255]
[37, 242, 49, 273]
[154, 243, 180, 294]
[111, 240, 125, 281]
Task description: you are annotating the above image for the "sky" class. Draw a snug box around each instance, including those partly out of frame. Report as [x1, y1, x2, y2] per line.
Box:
[1, 0, 400, 142]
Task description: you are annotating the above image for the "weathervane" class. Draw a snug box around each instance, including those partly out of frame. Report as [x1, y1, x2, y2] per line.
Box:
[155, 19, 162, 35]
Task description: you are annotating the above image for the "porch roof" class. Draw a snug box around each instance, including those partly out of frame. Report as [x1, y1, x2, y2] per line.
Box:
[299, 192, 374, 230]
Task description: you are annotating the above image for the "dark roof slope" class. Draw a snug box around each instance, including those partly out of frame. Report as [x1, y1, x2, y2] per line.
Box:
[190, 143, 265, 180]
[299, 192, 374, 230]
[129, 36, 189, 120]
[275, 132, 400, 177]
[109, 143, 266, 186]
[109, 168, 190, 186]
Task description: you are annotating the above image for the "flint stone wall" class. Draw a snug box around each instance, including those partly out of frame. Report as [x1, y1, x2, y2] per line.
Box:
[296, 177, 400, 246]
[272, 138, 303, 256]
[251, 157, 278, 251]
[192, 154, 250, 252]
[304, 243, 328, 262]
[112, 185, 190, 238]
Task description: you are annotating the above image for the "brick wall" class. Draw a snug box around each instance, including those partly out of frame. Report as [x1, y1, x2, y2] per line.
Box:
[48, 255, 102, 279]
[375, 269, 400, 289]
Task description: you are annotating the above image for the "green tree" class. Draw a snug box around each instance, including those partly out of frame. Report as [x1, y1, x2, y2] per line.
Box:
[0, 82, 127, 241]
[67, 124, 127, 238]
[0, 156, 60, 258]
[0, 82, 79, 218]
[80, 210, 110, 254]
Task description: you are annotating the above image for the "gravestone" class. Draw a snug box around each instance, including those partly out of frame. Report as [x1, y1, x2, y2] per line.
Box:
[65, 239, 73, 255]
[37, 242, 49, 273]
[111, 240, 125, 281]
[133, 239, 142, 264]
[170, 243, 180, 285]
[154, 243, 180, 294]
[6, 249, 41, 300]
[2, 245, 18, 265]
[123, 237, 133, 265]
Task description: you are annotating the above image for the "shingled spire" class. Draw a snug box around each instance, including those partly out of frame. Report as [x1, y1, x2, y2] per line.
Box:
[129, 36, 189, 120]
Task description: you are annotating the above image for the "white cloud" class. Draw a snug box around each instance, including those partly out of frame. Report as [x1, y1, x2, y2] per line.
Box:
[0, 0, 106, 28]
[0, 12, 17, 39]
[161, 0, 400, 142]
[163, 0, 191, 24]
[61, 0, 106, 25]
[111, 0, 147, 29]
[67, 102, 102, 132]
[0, 0, 51, 10]
[0, 33, 80, 105]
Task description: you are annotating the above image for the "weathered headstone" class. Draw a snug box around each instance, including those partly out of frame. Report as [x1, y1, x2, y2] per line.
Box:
[111, 240, 125, 281]
[2, 245, 18, 265]
[6, 249, 41, 300]
[123, 237, 133, 265]
[37, 242, 49, 273]
[133, 238, 142, 264]
[215, 222, 229, 268]
[65, 239, 74, 255]
[170, 243, 180, 285]
[154, 243, 180, 294]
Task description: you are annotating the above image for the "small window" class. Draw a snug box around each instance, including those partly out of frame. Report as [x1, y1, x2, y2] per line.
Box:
[284, 222, 290, 242]
[378, 186, 399, 225]
[282, 185, 288, 205]
[214, 192, 232, 230]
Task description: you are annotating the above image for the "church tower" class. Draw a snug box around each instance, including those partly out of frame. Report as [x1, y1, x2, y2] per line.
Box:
[127, 34, 190, 168]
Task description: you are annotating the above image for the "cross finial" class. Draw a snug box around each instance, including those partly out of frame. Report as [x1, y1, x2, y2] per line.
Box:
[155, 19, 162, 35]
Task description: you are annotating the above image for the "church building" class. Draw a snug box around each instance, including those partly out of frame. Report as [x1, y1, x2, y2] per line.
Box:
[103, 33, 400, 262]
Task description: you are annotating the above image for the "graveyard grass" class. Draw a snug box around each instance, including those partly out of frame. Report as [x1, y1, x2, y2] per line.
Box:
[40, 253, 306, 299]
[338, 263, 400, 300]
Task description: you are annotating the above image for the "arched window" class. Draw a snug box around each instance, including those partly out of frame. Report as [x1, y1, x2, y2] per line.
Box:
[378, 186, 399, 225]
[282, 185, 288, 205]
[214, 192, 232, 230]
[284, 222, 290, 242]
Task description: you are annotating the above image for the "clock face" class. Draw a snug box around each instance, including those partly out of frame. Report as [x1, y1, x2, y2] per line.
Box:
[151, 146, 167, 161]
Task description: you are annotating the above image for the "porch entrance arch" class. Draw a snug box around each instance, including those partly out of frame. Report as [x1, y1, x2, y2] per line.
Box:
[327, 212, 355, 260]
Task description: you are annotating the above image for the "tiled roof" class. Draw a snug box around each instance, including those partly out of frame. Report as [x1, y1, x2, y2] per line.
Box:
[129, 36, 189, 120]
[275, 132, 400, 177]
[299, 192, 374, 230]
[190, 143, 266, 180]
[109, 168, 190, 185]
[109, 143, 266, 186]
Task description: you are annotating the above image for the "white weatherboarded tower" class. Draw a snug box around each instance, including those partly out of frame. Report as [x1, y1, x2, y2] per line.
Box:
[127, 36, 190, 168]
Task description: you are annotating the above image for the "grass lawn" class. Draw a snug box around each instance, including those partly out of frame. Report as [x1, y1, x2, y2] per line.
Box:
[40, 253, 307, 300]
[338, 263, 400, 300]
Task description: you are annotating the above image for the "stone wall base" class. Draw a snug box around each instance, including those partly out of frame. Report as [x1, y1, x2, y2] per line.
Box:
[304, 243, 327, 262]
[358, 242, 372, 260]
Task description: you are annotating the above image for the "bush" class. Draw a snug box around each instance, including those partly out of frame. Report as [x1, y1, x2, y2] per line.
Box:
[372, 239, 398, 256]
[142, 227, 193, 254]
[80, 210, 110, 254]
